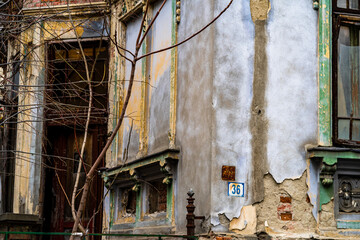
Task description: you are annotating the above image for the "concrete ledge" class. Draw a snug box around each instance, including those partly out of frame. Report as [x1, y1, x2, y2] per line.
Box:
[0, 213, 42, 225]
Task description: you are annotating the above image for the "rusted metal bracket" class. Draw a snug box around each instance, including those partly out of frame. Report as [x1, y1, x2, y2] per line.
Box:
[186, 189, 205, 240]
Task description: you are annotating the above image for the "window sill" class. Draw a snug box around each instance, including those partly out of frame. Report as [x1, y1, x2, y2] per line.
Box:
[0, 213, 42, 225]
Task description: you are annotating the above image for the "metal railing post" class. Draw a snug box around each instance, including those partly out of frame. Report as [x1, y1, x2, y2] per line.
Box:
[186, 189, 205, 240]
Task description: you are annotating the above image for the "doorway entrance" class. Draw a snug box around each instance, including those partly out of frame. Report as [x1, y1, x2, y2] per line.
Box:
[42, 40, 108, 236]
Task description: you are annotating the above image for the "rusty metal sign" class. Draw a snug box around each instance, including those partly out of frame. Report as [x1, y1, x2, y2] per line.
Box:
[222, 165, 235, 181]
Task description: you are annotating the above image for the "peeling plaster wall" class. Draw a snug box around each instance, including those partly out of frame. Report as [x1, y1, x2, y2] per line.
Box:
[176, 0, 215, 233]
[122, 16, 142, 162]
[210, 0, 254, 229]
[103, 0, 319, 236]
[255, 173, 316, 236]
[266, 0, 317, 183]
[147, 0, 172, 153]
[13, 24, 44, 215]
[176, 0, 318, 235]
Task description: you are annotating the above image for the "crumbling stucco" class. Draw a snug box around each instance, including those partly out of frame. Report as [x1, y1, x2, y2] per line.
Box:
[255, 172, 316, 235]
[319, 200, 336, 230]
[229, 205, 257, 235]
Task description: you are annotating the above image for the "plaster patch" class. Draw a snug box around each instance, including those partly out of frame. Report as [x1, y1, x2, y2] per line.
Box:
[229, 205, 257, 235]
[250, 0, 271, 21]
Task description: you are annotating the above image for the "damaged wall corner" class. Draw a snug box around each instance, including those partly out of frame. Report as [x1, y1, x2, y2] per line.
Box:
[229, 205, 257, 235]
[254, 171, 316, 236]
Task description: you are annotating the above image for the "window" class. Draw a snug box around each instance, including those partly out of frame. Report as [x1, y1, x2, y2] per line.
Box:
[333, 1, 360, 145]
[103, 150, 178, 231]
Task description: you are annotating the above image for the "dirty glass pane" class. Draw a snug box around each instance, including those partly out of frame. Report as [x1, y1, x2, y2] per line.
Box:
[338, 0, 347, 8]
[353, 120, 360, 141]
[350, 0, 359, 9]
[338, 26, 352, 118]
[339, 119, 350, 140]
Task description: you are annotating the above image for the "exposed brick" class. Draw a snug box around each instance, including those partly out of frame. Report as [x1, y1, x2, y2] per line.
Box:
[280, 212, 292, 221]
[216, 237, 232, 240]
[280, 195, 291, 203]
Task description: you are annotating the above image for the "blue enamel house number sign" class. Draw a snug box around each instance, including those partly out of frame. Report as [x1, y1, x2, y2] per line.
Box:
[228, 182, 244, 197]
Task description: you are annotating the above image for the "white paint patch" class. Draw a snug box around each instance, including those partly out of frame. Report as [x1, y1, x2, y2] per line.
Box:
[211, 0, 254, 222]
[266, 0, 318, 183]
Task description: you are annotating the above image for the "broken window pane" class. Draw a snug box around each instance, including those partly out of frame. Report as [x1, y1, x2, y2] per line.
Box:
[118, 187, 136, 218]
[148, 179, 167, 214]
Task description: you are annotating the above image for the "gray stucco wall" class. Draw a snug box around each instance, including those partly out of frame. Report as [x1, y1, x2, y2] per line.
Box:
[147, 0, 172, 154]
[176, 0, 215, 233]
[176, 0, 318, 233]
[266, 0, 317, 183]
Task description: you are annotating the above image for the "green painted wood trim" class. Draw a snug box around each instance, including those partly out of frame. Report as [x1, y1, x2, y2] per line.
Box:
[135, 187, 142, 221]
[169, 0, 178, 148]
[103, 150, 179, 177]
[319, 182, 333, 210]
[110, 189, 115, 228]
[111, 56, 119, 161]
[318, 0, 332, 146]
[166, 180, 174, 222]
[337, 221, 360, 229]
[308, 149, 360, 160]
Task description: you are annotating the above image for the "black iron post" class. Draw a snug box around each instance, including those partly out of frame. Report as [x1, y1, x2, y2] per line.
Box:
[186, 189, 205, 240]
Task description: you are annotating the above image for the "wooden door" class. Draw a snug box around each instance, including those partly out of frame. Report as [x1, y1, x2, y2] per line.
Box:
[43, 125, 105, 238]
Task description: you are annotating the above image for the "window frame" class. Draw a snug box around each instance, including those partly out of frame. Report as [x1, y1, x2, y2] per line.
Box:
[332, 1, 360, 146]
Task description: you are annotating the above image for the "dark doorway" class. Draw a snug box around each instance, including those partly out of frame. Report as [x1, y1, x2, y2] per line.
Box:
[42, 40, 108, 238]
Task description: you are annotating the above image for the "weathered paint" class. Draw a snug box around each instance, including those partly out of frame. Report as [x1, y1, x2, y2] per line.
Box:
[337, 221, 360, 229]
[169, 0, 178, 149]
[319, 182, 334, 211]
[103, 0, 321, 237]
[229, 205, 257, 235]
[139, 30, 148, 157]
[107, 5, 121, 168]
[318, 0, 332, 146]
[209, 0, 254, 229]
[255, 173, 316, 235]
[266, 0, 317, 182]
[308, 148, 360, 210]
[43, 18, 108, 41]
[307, 157, 321, 220]
[176, 0, 215, 232]
[147, 0, 172, 154]
[13, 23, 45, 215]
[122, 16, 142, 162]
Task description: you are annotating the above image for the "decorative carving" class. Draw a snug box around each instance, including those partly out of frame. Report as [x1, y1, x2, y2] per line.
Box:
[338, 176, 360, 213]
[312, 0, 319, 10]
[176, 0, 181, 23]
[160, 160, 174, 184]
[119, 0, 142, 17]
[313, 0, 319, 10]
[320, 163, 337, 186]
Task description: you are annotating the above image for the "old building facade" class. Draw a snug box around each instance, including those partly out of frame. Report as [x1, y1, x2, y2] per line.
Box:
[1, 0, 360, 239]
